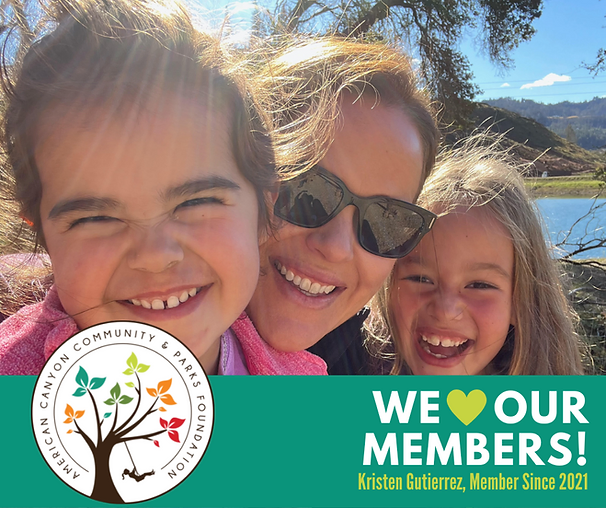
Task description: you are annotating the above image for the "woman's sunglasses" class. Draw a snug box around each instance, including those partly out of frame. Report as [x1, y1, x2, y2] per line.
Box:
[273, 166, 437, 258]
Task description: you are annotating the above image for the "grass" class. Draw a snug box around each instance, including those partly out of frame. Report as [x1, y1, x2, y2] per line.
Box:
[525, 175, 605, 197]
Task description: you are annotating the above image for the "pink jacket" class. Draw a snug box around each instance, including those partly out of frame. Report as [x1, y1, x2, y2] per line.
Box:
[0, 287, 327, 376]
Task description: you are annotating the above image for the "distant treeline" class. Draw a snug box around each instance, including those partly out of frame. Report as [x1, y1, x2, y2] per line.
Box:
[485, 97, 606, 150]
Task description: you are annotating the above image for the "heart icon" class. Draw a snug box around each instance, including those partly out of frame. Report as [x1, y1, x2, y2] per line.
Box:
[447, 389, 487, 426]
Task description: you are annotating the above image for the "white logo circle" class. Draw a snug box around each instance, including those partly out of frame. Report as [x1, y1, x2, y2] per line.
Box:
[31, 321, 214, 504]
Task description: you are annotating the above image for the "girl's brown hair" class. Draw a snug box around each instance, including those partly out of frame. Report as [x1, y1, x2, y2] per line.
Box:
[250, 37, 439, 186]
[368, 138, 585, 375]
[1, 0, 275, 250]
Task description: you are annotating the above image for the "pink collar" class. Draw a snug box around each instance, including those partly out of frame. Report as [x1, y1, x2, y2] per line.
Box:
[230, 313, 327, 376]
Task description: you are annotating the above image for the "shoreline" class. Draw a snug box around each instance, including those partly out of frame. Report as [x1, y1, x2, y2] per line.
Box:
[525, 177, 604, 198]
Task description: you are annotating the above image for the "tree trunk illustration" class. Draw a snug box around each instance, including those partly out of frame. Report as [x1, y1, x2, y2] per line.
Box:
[91, 440, 123, 504]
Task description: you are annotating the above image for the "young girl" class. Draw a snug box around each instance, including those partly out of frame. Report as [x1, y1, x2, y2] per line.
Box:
[0, 0, 326, 376]
[369, 141, 585, 375]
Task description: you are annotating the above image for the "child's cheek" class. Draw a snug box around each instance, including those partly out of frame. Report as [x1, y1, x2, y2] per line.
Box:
[46, 233, 127, 312]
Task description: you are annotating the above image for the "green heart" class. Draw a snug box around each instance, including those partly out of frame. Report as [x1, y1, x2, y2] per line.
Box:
[447, 389, 487, 426]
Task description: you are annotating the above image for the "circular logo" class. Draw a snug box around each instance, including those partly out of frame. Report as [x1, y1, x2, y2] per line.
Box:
[31, 321, 214, 504]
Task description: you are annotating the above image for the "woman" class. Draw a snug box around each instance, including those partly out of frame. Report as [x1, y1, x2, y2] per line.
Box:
[246, 38, 440, 373]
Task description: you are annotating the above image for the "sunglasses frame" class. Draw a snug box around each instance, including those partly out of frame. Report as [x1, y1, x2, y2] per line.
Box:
[274, 165, 437, 258]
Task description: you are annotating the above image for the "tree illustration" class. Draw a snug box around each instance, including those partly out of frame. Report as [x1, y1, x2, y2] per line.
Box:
[63, 353, 186, 503]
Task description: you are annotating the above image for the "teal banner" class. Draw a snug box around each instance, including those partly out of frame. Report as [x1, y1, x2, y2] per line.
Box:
[2, 376, 603, 507]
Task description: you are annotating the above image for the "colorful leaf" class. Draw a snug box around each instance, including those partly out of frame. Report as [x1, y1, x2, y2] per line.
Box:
[89, 377, 106, 390]
[65, 404, 74, 418]
[123, 368, 134, 375]
[157, 379, 172, 394]
[146, 388, 157, 397]
[159, 407, 166, 412]
[160, 394, 176, 405]
[73, 387, 86, 397]
[74, 410, 85, 419]
[110, 383, 121, 400]
[104, 398, 116, 405]
[168, 417, 185, 429]
[159, 418, 168, 429]
[63, 417, 73, 424]
[125, 382, 135, 388]
[67, 429, 73, 434]
[126, 352, 138, 370]
[103, 412, 112, 418]
[118, 395, 133, 404]
[153, 440, 159, 447]
[168, 430, 180, 443]
[75, 366, 89, 388]
[137, 364, 150, 373]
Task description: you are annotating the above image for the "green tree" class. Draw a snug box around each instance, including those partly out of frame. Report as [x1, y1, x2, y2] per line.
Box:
[259, 0, 543, 125]
[565, 123, 578, 144]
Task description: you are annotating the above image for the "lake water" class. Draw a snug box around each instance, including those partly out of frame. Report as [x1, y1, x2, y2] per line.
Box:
[535, 198, 606, 260]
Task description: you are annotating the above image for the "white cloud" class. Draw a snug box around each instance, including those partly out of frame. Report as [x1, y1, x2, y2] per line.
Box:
[500, 83, 511, 88]
[520, 73, 571, 90]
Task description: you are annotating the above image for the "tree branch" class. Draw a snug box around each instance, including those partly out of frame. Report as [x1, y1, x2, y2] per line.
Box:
[119, 429, 166, 444]
[115, 372, 142, 435]
[86, 388, 102, 447]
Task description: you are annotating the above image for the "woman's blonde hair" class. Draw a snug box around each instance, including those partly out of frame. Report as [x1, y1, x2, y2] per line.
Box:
[368, 138, 585, 375]
[250, 36, 439, 184]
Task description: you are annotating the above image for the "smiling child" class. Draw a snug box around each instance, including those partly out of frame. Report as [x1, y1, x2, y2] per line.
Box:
[369, 141, 585, 375]
[0, 0, 325, 376]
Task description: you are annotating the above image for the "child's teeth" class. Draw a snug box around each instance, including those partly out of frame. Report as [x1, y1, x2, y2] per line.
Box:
[281, 266, 287, 276]
[423, 335, 441, 346]
[141, 299, 152, 309]
[167, 296, 180, 308]
[285, 270, 294, 281]
[179, 291, 189, 303]
[421, 334, 467, 347]
[293, 275, 301, 285]
[300, 278, 311, 291]
[188, 288, 197, 297]
[132, 299, 141, 306]
[325, 285, 335, 293]
[151, 299, 165, 310]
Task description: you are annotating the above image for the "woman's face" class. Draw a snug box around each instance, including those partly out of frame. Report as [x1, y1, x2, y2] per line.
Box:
[248, 97, 425, 352]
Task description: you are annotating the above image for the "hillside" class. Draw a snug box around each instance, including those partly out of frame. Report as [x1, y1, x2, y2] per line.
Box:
[485, 97, 606, 150]
[459, 103, 605, 176]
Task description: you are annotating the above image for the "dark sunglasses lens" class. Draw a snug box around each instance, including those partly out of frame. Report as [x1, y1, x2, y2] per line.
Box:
[275, 173, 343, 227]
[360, 202, 426, 257]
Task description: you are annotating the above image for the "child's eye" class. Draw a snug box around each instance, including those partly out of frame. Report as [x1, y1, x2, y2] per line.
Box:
[467, 281, 497, 290]
[68, 216, 119, 229]
[404, 275, 433, 284]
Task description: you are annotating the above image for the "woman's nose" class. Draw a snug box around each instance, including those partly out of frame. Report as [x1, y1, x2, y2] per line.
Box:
[305, 206, 357, 263]
[127, 224, 184, 273]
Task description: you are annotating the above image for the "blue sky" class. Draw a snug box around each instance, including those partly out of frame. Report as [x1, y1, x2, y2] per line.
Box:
[462, 0, 606, 104]
[188, 0, 605, 105]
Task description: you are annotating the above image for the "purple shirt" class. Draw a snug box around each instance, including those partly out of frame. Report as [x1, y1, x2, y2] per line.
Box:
[217, 328, 250, 375]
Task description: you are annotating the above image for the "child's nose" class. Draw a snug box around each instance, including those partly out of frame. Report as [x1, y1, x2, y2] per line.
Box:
[428, 288, 465, 322]
[127, 225, 184, 273]
[305, 206, 356, 263]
